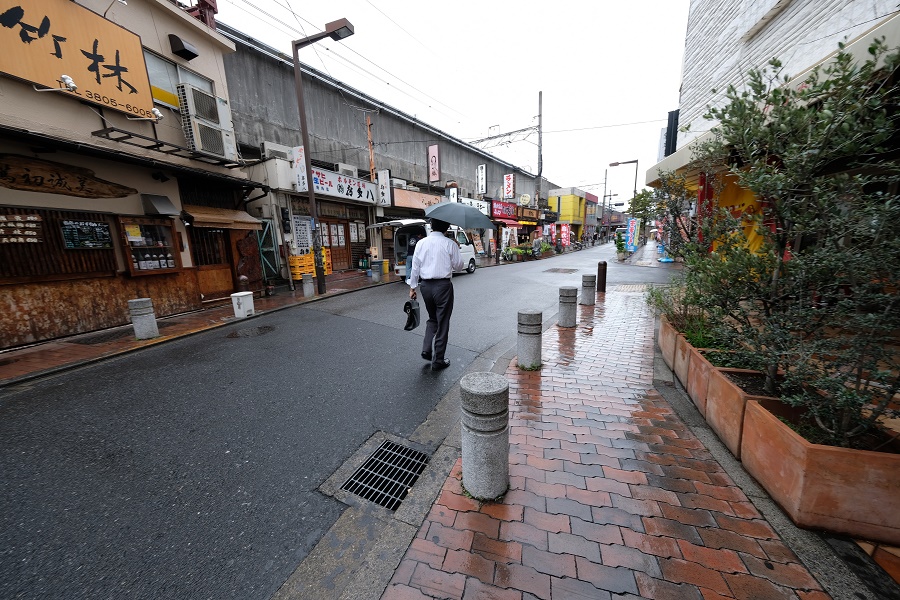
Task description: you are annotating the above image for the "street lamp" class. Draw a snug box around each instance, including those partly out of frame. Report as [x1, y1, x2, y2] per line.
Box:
[293, 19, 355, 294]
[609, 159, 639, 200]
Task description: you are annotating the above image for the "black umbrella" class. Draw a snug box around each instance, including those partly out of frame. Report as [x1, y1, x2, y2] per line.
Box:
[425, 202, 495, 230]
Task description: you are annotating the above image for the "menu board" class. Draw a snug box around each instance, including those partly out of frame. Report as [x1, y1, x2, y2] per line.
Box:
[61, 220, 113, 249]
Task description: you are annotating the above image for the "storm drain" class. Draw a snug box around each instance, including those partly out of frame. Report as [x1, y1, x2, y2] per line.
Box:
[544, 268, 578, 273]
[340, 440, 429, 511]
[226, 325, 275, 338]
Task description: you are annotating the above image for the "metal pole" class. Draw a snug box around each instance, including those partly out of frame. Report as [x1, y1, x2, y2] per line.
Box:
[293, 45, 327, 295]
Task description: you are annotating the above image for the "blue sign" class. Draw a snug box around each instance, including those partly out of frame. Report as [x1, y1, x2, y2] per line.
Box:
[625, 218, 638, 253]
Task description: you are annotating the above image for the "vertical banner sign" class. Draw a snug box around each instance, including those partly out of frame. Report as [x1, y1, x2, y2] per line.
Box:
[476, 164, 486, 195]
[561, 223, 570, 246]
[449, 188, 458, 202]
[0, 0, 154, 117]
[626, 218, 639, 252]
[291, 146, 308, 192]
[503, 174, 515, 199]
[427, 144, 440, 183]
[376, 169, 391, 206]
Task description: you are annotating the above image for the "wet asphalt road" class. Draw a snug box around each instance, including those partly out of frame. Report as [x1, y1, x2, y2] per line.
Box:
[0, 243, 677, 599]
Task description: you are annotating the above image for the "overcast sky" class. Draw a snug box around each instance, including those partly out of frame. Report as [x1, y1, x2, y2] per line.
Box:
[214, 0, 691, 204]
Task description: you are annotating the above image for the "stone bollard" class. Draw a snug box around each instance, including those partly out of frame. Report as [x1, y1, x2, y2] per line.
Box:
[581, 274, 596, 306]
[128, 298, 159, 340]
[301, 273, 314, 297]
[597, 261, 607, 293]
[558, 286, 577, 327]
[460, 372, 510, 500]
[517, 310, 542, 369]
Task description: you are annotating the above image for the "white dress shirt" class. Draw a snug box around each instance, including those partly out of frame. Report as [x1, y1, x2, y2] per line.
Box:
[408, 231, 465, 289]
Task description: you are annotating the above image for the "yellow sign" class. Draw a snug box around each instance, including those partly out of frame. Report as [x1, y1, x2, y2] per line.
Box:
[0, 0, 154, 117]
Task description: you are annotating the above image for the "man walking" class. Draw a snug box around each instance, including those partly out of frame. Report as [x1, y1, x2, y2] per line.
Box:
[408, 219, 464, 371]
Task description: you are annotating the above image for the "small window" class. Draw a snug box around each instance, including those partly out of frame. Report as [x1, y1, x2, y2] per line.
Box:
[144, 51, 213, 108]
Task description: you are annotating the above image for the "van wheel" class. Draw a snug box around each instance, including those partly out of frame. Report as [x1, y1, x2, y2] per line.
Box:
[466, 259, 476, 274]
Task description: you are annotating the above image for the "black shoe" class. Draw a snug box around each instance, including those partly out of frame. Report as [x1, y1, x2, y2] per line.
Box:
[432, 359, 451, 371]
[421, 351, 432, 361]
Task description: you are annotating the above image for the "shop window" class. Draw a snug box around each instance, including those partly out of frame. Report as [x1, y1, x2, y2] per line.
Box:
[144, 50, 214, 109]
[118, 216, 180, 275]
[190, 228, 227, 266]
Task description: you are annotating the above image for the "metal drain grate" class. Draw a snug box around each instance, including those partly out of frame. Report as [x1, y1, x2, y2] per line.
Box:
[544, 268, 578, 273]
[226, 325, 275, 338]
[341, 440, 429, 511]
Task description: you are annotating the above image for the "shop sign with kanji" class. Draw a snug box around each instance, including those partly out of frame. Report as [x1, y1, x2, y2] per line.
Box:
[310, 168, 378, 205]
[503, 174, 516, 199]
[0, 0, 154, 118]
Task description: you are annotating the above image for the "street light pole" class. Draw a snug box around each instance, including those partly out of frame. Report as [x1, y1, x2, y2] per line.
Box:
[292, 19, 354, 295]
[609, 159, 639, 200]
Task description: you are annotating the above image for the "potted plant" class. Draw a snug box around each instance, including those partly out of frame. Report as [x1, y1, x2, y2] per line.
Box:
[648, 41, 900, 543]
[614, 232, 626, 260]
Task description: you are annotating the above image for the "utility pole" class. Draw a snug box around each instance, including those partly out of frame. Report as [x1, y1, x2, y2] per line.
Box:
[366, 114, 376, 182]
[535, 91, 542, 209]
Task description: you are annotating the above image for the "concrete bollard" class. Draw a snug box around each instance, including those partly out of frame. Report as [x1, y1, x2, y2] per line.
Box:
[517, 310, 542, 369]
[581, 274, 596, 306]
[558, 286, 577, 328]
[128, 298, 159, 340]
[301, 273, 314, 297]
[597, 261, 607, 293]
[460, 372, 510, 500]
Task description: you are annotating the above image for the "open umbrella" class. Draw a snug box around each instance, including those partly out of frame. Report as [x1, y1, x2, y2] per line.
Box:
[425, 202, 495, 230]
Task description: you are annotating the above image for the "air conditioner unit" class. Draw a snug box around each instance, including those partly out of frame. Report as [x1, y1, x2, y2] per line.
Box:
[406, 185, 420, 192]
[334, 162, 357, 177]
[261, 141, 292, 160]
[177, 83, 238, 161]
[390, 178, 407, 188]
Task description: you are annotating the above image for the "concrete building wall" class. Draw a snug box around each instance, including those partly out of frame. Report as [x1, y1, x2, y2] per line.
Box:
[221, 28, 557, 202]
[678, 0, 897, 148]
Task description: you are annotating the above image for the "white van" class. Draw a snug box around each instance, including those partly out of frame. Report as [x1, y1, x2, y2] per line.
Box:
[369, 219, 477, 278]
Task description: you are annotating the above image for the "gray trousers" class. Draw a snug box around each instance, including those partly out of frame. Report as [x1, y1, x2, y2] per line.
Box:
[420, 278, 454, 362]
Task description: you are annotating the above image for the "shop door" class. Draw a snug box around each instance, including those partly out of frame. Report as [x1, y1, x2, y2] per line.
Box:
[190, 227, 233, 300]
[323, 220, 350, 271]
[256, 219, 280, 282]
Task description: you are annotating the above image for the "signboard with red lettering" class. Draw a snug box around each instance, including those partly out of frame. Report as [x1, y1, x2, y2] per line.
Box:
[503, 173, 515, 199]
[561, 223, 570, 246]
[626, 218, 638, 252]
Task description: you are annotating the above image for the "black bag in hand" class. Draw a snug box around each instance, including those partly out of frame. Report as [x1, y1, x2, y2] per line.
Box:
[403, 299, 420, 331]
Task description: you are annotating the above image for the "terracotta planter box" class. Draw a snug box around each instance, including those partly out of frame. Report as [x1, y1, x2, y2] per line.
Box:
[742, 399, 900, 545]
[685, 346, 714, 417]
[658, 316, 677, 370]
[705, 367, 776, 459]
[673, 334, 692, 388]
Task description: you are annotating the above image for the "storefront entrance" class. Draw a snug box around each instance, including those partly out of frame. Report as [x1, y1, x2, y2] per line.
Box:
[321, 220, 350, 271]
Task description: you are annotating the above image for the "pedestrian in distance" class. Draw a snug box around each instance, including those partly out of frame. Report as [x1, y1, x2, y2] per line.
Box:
[408, 219, 464, 371]
[405, 232, 423, 283]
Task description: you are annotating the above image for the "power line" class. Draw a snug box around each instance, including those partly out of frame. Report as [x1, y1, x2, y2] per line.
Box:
[223, 0, 465, 122]
[544, 119, 666, 134]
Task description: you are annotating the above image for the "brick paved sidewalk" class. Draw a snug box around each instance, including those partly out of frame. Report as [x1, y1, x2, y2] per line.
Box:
[383, 292, 828, 600]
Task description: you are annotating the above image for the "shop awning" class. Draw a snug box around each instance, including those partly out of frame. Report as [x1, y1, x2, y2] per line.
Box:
[141, 194, 179, 216]
[182, 205, 262, 230]
[494, 218, 519, 226]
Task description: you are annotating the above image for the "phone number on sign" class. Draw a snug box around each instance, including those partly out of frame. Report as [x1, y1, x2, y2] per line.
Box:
[83, 90, 154, 118]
